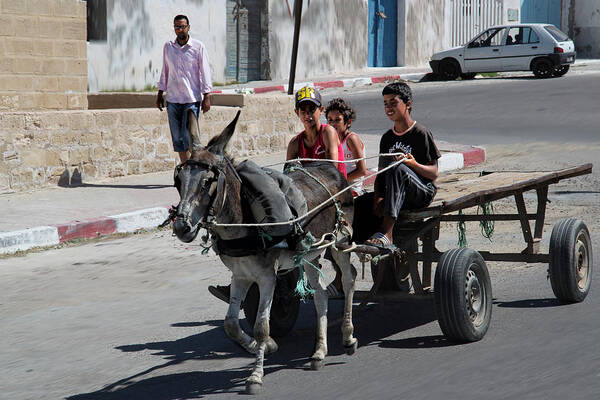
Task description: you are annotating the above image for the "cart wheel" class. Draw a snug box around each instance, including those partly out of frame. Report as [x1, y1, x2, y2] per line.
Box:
[370, 257, 409, 291]
[549, 218, 593, 303]
[244, 269, 301, 338]
[434, 248, 492, 342]
[370, 240, 415, 291]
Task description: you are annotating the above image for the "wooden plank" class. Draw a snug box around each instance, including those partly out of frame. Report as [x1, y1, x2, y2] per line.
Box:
[514, 192, 534, 252]
[441, 213, 538, 221]
[400, 164, 592, 220]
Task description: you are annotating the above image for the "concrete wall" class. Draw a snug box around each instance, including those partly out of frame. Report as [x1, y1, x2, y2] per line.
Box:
[404, 0, 447, 67]
[0, 0, 88, 111]
[267, 0, 368, 80]
[87, 0, 226, 92]
[0, 95, 301, 193]
[562, 0, 600, 58]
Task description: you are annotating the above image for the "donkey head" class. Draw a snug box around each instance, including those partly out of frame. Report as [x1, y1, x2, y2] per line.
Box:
[172, 110, 241, 243]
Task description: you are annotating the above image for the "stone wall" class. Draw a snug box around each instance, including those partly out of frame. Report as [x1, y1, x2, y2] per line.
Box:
[0, 94, 301, 193]
[0, 0, 88, 111]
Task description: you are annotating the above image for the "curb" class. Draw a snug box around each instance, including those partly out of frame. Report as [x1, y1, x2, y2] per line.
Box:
[1, 207, 170, 255]
[210, 73, 428, 95]
[0, 147, 484, 256]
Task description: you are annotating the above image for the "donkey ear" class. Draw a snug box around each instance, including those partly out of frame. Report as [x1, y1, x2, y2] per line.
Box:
[186, 109, 202, 151]
[207, 110, 241, 155]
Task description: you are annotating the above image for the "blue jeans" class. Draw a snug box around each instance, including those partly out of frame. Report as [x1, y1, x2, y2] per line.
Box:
[166, 102, 200, 152]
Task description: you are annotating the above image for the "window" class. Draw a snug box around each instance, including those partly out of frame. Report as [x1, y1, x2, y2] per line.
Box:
[544, 25, 569, 42]
[86, 0, 107, 41]
[470, 28, 506, 48]
[506, 27, 539, 45]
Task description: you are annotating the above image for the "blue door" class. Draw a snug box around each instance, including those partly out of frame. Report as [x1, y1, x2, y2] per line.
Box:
[368, 0, 397, 67]
[521, 0, 561, 28]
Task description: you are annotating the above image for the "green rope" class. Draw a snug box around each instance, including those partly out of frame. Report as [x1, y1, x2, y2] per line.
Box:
[290, 232, 326, 299]
[457, 209, 467, 247]
[258, 229, 273, 249]
[198, 230, 212, 255]
[478, 171, 495, 242]
[478, 201, 495, 242]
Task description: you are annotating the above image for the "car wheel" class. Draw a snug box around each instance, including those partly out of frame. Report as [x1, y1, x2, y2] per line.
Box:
[532, 58, 553, 78]
[460, 73, 477, 80]
[553, 65, 570, 77]
[440, 59, 461, 80]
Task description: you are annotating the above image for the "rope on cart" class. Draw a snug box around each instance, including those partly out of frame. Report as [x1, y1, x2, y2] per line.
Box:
[457, 209, 467, 247]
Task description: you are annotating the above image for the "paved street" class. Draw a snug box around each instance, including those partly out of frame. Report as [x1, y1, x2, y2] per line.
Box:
[2, 71, 599, 399]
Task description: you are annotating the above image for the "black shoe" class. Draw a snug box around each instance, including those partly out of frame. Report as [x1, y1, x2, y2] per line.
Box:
[208, 284, 244, 309]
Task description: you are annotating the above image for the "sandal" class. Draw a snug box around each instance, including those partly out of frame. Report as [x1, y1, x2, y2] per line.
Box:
[364, 232, 396, 250]
[325, 282, 344, 299]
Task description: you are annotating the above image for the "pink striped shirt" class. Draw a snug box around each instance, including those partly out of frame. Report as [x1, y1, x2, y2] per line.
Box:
[158, 37, 212, 104]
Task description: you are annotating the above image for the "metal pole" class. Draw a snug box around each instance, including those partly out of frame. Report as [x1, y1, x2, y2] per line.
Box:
[287, 0, 303, 95]
[236, 0, 241, 82]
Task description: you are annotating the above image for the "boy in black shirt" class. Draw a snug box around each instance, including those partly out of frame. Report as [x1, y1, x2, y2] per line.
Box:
[366, 82, 441, 248]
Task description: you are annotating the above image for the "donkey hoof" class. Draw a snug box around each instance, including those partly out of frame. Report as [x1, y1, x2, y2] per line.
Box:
[344, 340, 358, 355]
[310, 359, 324, 370]
[245, 382, 263, 395]
[265, 337, 279, 354]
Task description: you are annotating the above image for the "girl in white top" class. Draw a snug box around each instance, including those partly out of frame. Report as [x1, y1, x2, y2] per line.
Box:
[325, 98, 367, 196]
[324, 98, 368, 298]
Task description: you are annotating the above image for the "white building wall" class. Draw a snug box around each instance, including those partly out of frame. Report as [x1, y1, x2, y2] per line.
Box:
[87, 0, 226, 92]
[569, 0, 600, 58]
[267, 0, 368, 81]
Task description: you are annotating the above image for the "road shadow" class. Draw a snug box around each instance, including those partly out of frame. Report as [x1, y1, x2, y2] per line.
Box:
[67, 298, 445, 399]
[78, 183, 172, 189]
[494, 298, 563, 308]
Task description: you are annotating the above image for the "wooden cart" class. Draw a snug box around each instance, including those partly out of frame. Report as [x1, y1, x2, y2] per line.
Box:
[246, 164, 594, 341]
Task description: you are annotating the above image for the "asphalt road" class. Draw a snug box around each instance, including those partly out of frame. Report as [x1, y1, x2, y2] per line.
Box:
[2, 71, 599, 400]
[325, 69, 600, 145]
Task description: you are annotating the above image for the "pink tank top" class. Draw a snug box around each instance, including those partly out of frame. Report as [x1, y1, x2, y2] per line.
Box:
[297, 124, 347, 178]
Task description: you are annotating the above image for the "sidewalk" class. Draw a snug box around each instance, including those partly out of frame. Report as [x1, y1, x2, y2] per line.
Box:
[0, 137, 484, 255]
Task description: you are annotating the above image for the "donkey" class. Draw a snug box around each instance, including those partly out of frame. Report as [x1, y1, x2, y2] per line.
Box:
[172, 110, 358, 394]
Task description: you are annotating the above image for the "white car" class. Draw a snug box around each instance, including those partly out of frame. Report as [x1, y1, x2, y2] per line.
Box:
[429, 23, 576, 79]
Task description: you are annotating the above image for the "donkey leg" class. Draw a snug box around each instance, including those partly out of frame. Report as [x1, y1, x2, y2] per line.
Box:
[224, 277, 258, 354]
[304, 258, 328, 370]
[246, 274, 277, 394]
[332, 249, 358, 355]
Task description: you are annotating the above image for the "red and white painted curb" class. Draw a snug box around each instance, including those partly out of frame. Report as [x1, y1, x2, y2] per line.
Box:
[210, 74, 428, 95]
[0, 146, 483, 255]
[0, 207, 170, 255]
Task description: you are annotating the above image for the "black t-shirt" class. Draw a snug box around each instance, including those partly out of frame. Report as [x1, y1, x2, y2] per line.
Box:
[376, 122, 441, 186]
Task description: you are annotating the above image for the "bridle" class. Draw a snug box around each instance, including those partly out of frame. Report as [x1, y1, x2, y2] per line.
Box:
[174, 156, 240, 231]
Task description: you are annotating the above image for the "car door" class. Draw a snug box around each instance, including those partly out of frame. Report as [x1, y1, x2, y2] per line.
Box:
[463, 28, 507, 72]
[502, 26, 541, 70]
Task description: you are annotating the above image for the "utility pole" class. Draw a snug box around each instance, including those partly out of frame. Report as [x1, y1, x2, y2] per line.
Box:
[287, 0, 303, 95]
[235, 0, 241, 82]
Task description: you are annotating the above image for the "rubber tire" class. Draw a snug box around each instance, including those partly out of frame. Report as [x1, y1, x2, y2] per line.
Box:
[439, 59, 461, 80]
[434, 248, 492, 342]
[532, 58, 554, 78]
[553, 64, 570, 77]
[244, 269, 301, 338]
[549, 218, 593, 303]
[460, 72, 477, 80]
[370, 238, 415, 291]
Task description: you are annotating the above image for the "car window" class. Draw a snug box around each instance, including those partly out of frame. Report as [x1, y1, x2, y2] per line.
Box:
[544, 25, 569, 42]
[470, 28, 506, 48]
[506, 27, 539, 45]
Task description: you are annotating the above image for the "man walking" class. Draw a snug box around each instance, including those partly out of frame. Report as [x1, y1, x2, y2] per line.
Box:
[156, 15, 212, 163]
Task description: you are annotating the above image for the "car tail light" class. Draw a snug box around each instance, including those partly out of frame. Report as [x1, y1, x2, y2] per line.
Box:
[554, 47, 564, 53]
